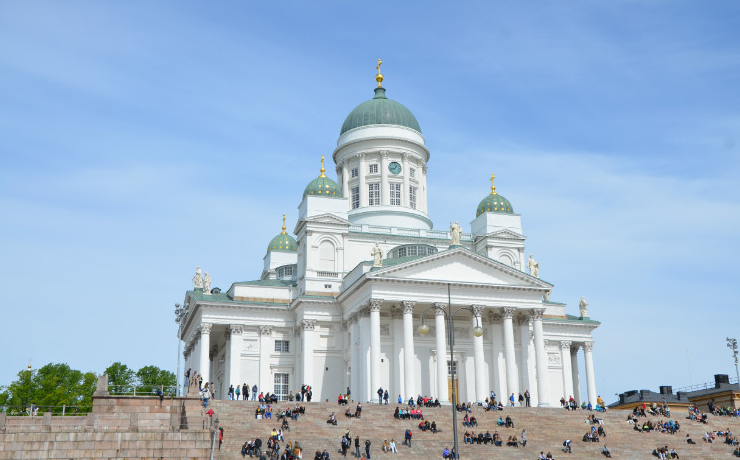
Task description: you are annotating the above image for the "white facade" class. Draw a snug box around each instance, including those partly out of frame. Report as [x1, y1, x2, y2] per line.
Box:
[179, 82, 600, 406]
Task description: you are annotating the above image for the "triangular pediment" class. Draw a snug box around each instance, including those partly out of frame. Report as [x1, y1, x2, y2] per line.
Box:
[302, 213, 351, 225]
[488, 229, 525, 240]
[368, 247, 550, 289]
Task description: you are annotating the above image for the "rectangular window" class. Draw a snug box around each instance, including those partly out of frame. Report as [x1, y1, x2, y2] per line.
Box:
[409, 186, 417, 209]
[351, 186, 360, 209]
[274, 373, 289, 401]
[447, 360, 458, 376]
[369, 164, 378, 174]
[390, 183, 401, 206]
[351, 167, 358, 178]
[275, 340, 290, 352]
[410, 168, 416, 178]
[368, 183, 380, 205]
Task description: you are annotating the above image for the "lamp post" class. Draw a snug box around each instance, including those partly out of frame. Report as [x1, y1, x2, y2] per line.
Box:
[418, 284, 483, 460]
[728, 337, 739, 389]
[174, 303, 186, 396]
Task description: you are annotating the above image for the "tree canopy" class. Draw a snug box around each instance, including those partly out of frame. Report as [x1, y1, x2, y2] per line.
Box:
[0, 362, 175, 414]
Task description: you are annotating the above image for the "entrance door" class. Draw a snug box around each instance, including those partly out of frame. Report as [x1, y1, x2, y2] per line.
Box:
[447, 360, 459, 402]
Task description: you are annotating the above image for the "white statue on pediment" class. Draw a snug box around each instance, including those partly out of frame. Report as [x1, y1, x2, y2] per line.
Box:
[371, 243, 383, 267]
[192, 266, 204, 289]
[450, 221, 462, 246]
[527, 255, 539, 278]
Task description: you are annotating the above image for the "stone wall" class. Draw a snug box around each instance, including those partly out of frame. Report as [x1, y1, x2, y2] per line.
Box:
[0, 395, 218, 459]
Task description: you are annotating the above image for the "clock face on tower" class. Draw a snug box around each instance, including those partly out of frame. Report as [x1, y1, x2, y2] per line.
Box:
[388, 161, 402, 175]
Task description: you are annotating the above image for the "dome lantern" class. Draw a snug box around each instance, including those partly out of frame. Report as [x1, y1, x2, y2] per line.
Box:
[476, 174, 514, 216]
[303, 155, 342, 198]
[267, 214, 297, 253]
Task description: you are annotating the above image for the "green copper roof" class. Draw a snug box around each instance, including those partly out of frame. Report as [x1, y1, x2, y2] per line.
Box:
[476, 193, 514, 216]
[340, 87, 421, 135]
[303, 176, 342, 198]
[268, 232, 297, 252]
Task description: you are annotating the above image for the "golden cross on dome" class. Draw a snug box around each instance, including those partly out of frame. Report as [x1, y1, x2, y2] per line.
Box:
[281, 214, 286, 234]
[490, 174, 497, 195]
[320, 155, 327, 177]
[375, 58, 384, 87]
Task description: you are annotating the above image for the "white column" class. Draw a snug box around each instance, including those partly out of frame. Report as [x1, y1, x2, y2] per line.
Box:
[402, 153, 410, 207]
[341, 162, 349, 200]
[560, 341, 574, 400]
[302, 320, 315, 387]
[199, 323, 211, 385]
[421, 166, 428, 212]
[584, 341, 597, 405]
[435, 306, 449, 403]
[358, 307, 371, 401]
[358, 153, 367, 207]
[402, 301, 416, 400]
[571, 346, 582, 404]
[369, 299, 382, 401]
[349, 315, 359, 401]
[502, 307, 518, 400]
[471, 305, 486, 403]
[228, 325, 243, 391]
[380, 151, 389, 205]
[531, 309, 550, 406]
[488, 312, 507, 399]
[391, 308, 404, 400]
[518, 317, 532, 401]
[528, 332, 538, 405]
[259, 326, 272, 395]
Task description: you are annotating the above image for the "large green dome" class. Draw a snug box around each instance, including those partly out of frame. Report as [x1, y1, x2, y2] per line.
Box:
[268, 232, 297, 253]
[340, 87, 421, 135]
[476, 193, 514, 216]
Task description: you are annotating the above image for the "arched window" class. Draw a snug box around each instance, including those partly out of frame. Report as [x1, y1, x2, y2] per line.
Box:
[318, 241, 336, 271]
[498, 252, 514, 267]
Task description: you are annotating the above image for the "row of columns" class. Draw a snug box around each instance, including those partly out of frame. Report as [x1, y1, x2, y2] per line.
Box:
[345, 300, 598, 406]
[182, 323, 274, 398]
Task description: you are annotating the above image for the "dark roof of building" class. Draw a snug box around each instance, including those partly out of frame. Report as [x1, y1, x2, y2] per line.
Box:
[609, 389, 687, 408]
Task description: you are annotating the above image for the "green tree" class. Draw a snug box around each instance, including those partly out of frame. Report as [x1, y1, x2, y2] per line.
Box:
[136, 365, 176, 393]
[0, 363, 95, 414]
[104, 362, 135, 389]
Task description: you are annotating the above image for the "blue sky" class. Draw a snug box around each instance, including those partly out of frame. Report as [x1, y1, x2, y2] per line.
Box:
[1, 1, 739, 402]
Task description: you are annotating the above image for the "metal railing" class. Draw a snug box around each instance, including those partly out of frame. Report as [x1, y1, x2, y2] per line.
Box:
[1, 405, 92, 416]
[675, 376, 739, 393]
[108, 384, 180, 396]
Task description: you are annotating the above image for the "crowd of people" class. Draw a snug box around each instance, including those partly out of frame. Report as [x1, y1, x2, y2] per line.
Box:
[219, 382, 740, 459]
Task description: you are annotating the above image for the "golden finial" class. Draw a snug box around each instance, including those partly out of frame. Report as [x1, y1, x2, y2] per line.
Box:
[281, 214, 286, 234]
[490, 174, 497, 195]
[375, 58, 384, 87]
[319, 155, 327, 177]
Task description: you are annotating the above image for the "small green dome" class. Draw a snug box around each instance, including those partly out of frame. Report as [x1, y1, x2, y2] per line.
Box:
[340, 87, 421, 135]
[303, 176, 342, 198]
[268, 232, 297, 252]
[476, 193, 514, 216]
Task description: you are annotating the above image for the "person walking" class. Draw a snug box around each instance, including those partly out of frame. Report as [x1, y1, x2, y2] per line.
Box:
[377, 387, 384, 404]
[521, 429, 527, 447]
[354, 436, 360, 458]
[243, 383, 249, 400]
[252, 384, 258, 401]
[404, 429, 412, 447]
[384, 390, 389, 405]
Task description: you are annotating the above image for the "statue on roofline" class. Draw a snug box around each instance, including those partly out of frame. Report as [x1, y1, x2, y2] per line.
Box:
[527, 255, 539, 278]
[192, 266, 204, 290]
[579, 296, 589, 317]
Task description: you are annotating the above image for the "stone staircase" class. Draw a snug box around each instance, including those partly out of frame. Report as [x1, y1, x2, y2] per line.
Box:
[212, 400, 740, 459]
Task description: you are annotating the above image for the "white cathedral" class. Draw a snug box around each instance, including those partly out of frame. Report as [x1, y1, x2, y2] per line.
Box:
[179, 64, 600, 407]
